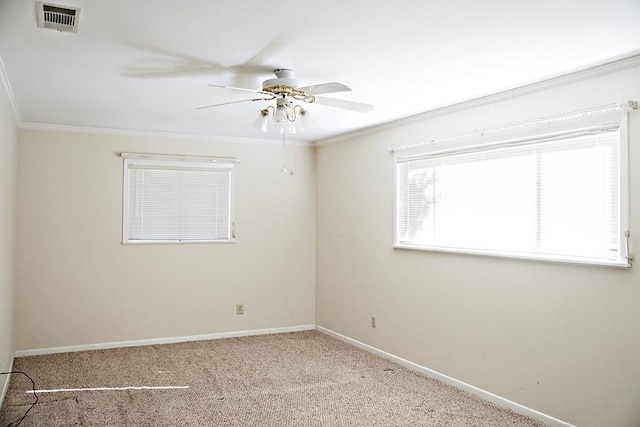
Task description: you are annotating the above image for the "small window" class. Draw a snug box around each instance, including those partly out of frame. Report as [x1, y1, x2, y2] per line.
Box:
[122, 154, 236, 244]
[394, 109, 630, 267]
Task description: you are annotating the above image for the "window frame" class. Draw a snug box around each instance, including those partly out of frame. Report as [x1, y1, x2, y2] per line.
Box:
[393, 113, 630, 268]
[121, 153, 237, 245]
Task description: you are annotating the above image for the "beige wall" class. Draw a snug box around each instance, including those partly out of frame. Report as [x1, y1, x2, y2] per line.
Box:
[0, 80, 17, 388]
[9, 66, 640, 426]
[15, 130, 316, 350]
[316, 67, 640, 427]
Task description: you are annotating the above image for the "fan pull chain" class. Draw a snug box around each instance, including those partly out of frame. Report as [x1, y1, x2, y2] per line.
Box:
[281, 132, 294, 176]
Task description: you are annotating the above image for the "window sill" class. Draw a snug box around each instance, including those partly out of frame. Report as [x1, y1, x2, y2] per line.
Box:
[122, 239, 235, 245]
[393, 243, 631, 269]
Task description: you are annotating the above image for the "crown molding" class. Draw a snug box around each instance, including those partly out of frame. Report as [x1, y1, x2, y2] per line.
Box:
[316, 51, 640, 146]
[8, 51, 640, 148]
[0, 56, 21, 125]
[19, 122, 314, 147]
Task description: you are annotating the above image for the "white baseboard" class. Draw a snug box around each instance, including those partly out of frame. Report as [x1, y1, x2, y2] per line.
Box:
[316, 326, 574, 427]
[11, 324, 573, 427]
[14, 325, 316, 357]
[0, 355, 15, 409]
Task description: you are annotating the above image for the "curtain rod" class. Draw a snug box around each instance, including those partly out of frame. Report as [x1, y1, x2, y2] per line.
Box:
[118, 152, 240, 164]
[388, 100, 637, 153]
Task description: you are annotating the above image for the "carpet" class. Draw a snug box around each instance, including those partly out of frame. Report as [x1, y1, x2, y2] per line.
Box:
[0, 330, 547, 426]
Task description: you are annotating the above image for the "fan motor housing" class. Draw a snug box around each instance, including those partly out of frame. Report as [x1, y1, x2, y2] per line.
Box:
[262, 68, 301, 89]
[262, 78, 301, 89]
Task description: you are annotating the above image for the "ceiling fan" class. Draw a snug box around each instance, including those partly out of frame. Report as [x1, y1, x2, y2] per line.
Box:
[197, 69, 373, 133]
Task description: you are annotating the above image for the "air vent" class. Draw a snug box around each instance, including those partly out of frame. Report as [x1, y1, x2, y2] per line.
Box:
[36, 2, 81, 33]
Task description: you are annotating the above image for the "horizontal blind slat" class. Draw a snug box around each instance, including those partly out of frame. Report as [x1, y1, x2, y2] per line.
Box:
[396, 128, 622, 263]
[126, 161, 233, 242]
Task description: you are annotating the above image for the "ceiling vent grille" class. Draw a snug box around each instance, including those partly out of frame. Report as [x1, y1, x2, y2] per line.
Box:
[36, 2, 81, 33]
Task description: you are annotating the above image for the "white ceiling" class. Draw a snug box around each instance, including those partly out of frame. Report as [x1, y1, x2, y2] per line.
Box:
[1, 0, 639, 143]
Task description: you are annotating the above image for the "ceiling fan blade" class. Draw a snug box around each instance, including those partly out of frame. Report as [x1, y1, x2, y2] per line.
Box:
[313, 96, 374, 113]
[125, 66, 222, 78]
[298, 82, 351, 95]
[196, 97, 273, 110]
[241, 36, 287, 69]
[123, 38, 284, 80]
[122, 43, 225, 78]
[221, 36, 289, 87]
[208, 84, 273, 97]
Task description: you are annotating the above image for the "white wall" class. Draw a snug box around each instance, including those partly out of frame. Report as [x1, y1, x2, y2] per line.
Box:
[15, 130, 316, 350]
[316, 67, 640, 427]
[0, 76, 17, 393]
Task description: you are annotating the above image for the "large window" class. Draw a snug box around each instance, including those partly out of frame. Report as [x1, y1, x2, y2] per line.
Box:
[395, 111, 630, 267]
[122, 153, 236, 244]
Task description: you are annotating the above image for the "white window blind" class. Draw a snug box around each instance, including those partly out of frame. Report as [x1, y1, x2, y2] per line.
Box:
[395, 117, 629, 267]
[123, 156, 235, 243]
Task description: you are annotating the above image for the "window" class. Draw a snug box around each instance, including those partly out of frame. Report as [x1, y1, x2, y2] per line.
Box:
[394, 109, 630, 267]
[122, 153, 237, 244]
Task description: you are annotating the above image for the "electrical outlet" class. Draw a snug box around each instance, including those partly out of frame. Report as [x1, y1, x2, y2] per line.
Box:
[371, 316, 376, 328]
[236, 304, 244, 315]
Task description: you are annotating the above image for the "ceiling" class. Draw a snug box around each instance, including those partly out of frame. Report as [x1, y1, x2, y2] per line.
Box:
[1, 0, 639, 143]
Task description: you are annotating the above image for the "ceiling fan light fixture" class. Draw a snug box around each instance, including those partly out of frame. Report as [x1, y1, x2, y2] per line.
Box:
[255, 100, 311, 134]
[201, 68, 372, 137]
[254, 108, 271, 132]
[297, 107, 311, 132]
[280, 119, 296, 134]
[273, 104, 289, 123]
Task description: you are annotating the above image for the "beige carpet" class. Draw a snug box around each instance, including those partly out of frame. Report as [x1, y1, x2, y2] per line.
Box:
[1, 330, 546, 426]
